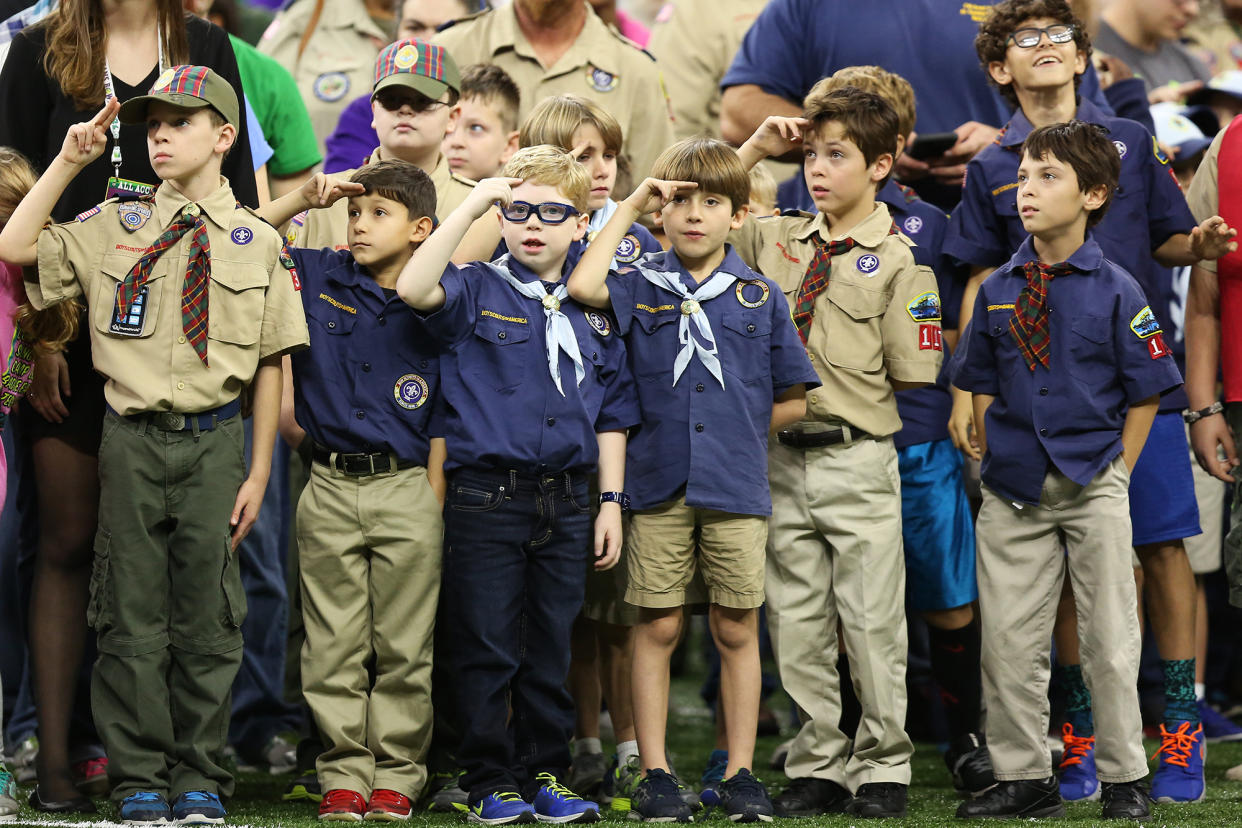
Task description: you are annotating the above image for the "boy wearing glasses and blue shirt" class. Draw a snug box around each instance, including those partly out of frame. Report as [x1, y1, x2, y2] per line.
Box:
[291, 38, 475, 250]
[397, 145, 639, 826]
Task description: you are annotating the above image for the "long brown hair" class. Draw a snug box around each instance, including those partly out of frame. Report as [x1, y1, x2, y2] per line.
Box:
[42, 0, 190, 110]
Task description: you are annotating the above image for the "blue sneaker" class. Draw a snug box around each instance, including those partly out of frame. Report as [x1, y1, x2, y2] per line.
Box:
[120, 792, 172, 825]
[698, 750, 728, 808]
[468, 791, 536, 825]
[171, 791, 226, 824]
[1151, 722, 1206, 803]
[531, 773, 599, 823]
[1056, 723, 1099, 802]
[1198, 699, 1242, 742]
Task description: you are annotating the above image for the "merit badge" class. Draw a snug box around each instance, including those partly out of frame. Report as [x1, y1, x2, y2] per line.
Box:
[313, 71, 350, 102]
[614, 234, 641, 263]
[906, 291, 942, 322]
[231, 226, 254, 246]
[394, 44, 419, 69]
[1113, 140, 1127, 159]
[586, 310, 611, 336]
[902, 215, 923, 235]
[1129, 305, 1162, 339]
[153, 68, 176, 91]
[735, 279, 770, 308]
[280, 248, 302, 291]
[118, 202, 152, 232]
[75, 206, 101, 223]
[918, 324, 942, 351]
[394, 373, 429, 410]
[856, 253, 880, 275]
[110, 284, 148, 337]
[587, 66, 618, 92]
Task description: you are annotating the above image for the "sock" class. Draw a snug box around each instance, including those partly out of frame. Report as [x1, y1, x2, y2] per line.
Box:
[616, 739, 638, 767]
[927, 621, 984, 739]
[1162, 658, 1199, 726]
[1196, 682, 1206, 701]
[1056, 664, 1094, 737]
[574, 737, 602, 758]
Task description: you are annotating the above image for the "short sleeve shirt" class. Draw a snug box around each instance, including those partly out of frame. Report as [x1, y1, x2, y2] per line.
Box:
[606, 245, 819, 515]
[30, 180, 309, 415]
[952, 237, 1182, 505]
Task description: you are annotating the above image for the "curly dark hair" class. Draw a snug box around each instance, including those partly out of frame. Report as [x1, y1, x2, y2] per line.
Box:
[975, 0, 1092, 108]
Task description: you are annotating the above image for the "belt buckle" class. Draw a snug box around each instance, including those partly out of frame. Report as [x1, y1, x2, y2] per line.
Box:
[157, 412, 185, 431]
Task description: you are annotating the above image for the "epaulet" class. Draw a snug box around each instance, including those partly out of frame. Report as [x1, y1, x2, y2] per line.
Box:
[436, 8, 490, 31]
[777, 209, 814, 219]
[895, 182, 919, 204]
[451, 170, 479, 187]
[75, 198, 119, 222]
[604, 23, 656, 59]
[236, 203, 282, 236]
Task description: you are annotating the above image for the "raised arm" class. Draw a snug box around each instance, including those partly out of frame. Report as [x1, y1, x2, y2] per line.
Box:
[254, 172, 365, 229]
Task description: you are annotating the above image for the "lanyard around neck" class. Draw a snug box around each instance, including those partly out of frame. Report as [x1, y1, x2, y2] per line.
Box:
[103, 27, 167, 178]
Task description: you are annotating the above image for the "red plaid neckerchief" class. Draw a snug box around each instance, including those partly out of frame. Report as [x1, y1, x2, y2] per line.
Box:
[792, 237, 855, 344]
[1009, 259, 1076, 370]
[117, 203, 212, 365]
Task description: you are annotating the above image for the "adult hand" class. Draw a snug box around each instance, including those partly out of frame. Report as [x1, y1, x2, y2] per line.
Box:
[27, 351, 71, 423]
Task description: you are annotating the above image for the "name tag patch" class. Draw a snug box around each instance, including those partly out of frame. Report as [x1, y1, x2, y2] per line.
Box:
[110, 284, 149, 336]
[918, 324, 942, 351]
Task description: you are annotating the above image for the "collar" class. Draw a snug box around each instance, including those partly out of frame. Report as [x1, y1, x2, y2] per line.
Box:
[793, 203, 893, 247]
[317, 0, 389, 42]
[1000, 98, 1110, 148]
[491, 1, 618, 74]
[153, 177, 237, 230]
[1007, 234, 1104, 274]
[496, 252, 571, 287]
[642, 244, 750, 284]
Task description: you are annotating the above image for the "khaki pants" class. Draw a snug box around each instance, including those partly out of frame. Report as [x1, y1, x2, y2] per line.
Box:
[976, 457, 1145, 782]
[298, 461, 443, 797]
[766, 436, 912, 788]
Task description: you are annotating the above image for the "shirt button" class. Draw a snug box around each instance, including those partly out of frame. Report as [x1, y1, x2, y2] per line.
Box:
[377, 315, 386, 326]
[356, 411, 366, 420]
[747, 324, 756, 333]
[696, 383, 705, 392]
[1040, 427, 1048, 436]
[362, 362, 371, 372]
[176, 381, 184, 390]
[498, 331, 507, 340]
[546, 417, 556, 426]
[992, 326, 1002, 335]
[695, 423, 704, 432]
[808, 353, 815, 361]
[177, 335, 186, 344]
[327, 321, 336, 329]
[1040, 387, 1048, 396]
[420, 360, 428, 368]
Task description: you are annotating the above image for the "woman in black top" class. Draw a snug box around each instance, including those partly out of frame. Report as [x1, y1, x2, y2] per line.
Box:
[0, 0, 255, 812]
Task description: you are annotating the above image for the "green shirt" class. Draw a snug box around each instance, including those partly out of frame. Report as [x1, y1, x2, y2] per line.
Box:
[229, 33, 322, 178]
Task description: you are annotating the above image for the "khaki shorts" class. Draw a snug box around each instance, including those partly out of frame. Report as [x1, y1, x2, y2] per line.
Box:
[583, 545, 640, 626]
[624, 496, 766, 609]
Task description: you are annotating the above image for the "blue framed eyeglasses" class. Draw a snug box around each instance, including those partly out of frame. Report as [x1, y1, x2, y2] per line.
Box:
[500, 201, 581, 224]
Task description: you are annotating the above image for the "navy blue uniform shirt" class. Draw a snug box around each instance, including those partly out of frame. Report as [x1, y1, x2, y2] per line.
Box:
[607, 245, 819, 515]
[494, 219, 661, 267]
[425, 255, 641, 474]
[944, 98, 1194, 410]
[289, 248, 441, 464]
[952, 237, 1182, 505]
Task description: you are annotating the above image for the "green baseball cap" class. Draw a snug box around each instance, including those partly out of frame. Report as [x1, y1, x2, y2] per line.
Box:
[118, 64, 240, 129]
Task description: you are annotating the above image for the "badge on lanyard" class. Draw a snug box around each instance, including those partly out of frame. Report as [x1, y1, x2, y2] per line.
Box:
[110, 284, 149, 337]
[106, 177, 156, 201]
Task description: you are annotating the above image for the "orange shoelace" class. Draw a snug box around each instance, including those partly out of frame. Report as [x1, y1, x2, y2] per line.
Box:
[1150, 722, 1204, 768]
[1059, 722, 1095, 768]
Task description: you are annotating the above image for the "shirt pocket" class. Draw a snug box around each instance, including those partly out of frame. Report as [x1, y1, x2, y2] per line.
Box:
[719, 312, 772, 383]
[821, 280, 887, 371]
[93, 253, 164, 339]
[306, 301, 358, 339]
[207, 263, 269, 346]
[470, 314, 532, 392]
[633, 312, 679, 381]
[1066, 314, 1115, 385]
[983, 308, 1021, 380]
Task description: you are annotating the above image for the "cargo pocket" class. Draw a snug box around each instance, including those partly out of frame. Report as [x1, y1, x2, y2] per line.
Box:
[87, 530, 112, 629]
[221, 541, 247, 628]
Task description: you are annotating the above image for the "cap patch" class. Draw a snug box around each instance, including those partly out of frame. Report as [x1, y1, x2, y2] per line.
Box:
[375, 39, 450, 85]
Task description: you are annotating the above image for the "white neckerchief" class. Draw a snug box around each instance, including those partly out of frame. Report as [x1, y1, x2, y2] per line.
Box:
[638, 264, 738, 388]
[496, 262, 585, 396]
[587, 200, 623, 270]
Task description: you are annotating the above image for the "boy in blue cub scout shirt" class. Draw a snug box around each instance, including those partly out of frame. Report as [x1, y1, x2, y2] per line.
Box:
[952, 121, 1183, 822]
[945, 0, 1237, 804]
[256, 160, 448, 822]
[396, 145, 640, 826]
[567, 137, 818, 824]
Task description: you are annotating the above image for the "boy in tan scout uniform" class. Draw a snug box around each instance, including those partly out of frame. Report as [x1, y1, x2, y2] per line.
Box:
[0, 66, 308, 824]
[291, 39, 475, 250]
[732, 87, 943, 819]
[432, 0, 673, 190]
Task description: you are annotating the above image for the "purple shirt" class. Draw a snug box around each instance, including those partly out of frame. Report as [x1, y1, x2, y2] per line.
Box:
[324, 94, 378, 173]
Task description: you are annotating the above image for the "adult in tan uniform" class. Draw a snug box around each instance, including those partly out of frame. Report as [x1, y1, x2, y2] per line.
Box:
[433, 0, 673, 187]
[258, 0, 390, 149]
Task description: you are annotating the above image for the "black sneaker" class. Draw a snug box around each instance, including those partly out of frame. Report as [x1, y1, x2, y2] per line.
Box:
[955, 777, 1065, 819]
[716, 769, 773, 823]
[1101, 781, 1150, 821]
[630, 768, 695, 823]
[944, 733, 997, 797]
[772, 777, 850, 818]
[845, 783, 907, 819]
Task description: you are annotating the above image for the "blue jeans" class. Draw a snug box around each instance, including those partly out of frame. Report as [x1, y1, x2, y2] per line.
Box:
[440, 468, 591, 801]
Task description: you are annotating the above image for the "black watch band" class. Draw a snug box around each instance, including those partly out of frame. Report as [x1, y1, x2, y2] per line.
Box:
[1184, 401, 1224, 424]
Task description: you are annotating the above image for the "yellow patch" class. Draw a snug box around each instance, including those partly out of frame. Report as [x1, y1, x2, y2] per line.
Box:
[153, 68, 177, 91]
[636, 303, 675, 314]
[318, 293, 357, 314]
[959, 2, 992, 22]
[481, 309, 528, 324]
[986, 304, 1015, 311]
[991, 181, 1019, 197]
[394, 44, 419, 69]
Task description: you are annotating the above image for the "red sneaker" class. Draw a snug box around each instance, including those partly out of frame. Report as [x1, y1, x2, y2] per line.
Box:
[72, 757, 110, 797]
[365, 789, 413, 822]
[319, 789, 367, 822]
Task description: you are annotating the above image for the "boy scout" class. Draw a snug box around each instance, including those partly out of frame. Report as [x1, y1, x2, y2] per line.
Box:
[0, 66, 308, 824]
[432, 0, 673, 190]
[952, 120, 1182, 822]
[291, 39, 475, 250]
[732, 87, 942, 819]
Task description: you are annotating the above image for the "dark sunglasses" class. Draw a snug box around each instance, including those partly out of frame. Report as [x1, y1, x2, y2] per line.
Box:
[373, 88, 449, 113]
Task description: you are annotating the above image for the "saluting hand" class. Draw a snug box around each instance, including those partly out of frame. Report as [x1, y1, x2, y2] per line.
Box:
[622, 177, 699, 217]
[744, 116, 810, 161]
[300, 172, 366, 209]
[1189, 215, 1239, 262]
[60, 98, 120, 167]
[466, 176, 523, 220]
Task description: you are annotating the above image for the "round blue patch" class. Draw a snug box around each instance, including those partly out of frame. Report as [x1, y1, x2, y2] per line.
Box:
[231, 226, 254, 246]
[1113, 140, 1127, 159]
[585, 311, 611, 336]
[902, 216, 923, 235]
[313, 71, 350, 102]
[614, 234, 640, 263]
[856, 253, 880, 274]
[587, 66, 618, 92]
[394, 373, 429, 410]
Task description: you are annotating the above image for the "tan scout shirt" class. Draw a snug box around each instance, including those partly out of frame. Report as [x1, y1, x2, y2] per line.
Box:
[731, 203, 942, 436]
[433, 2, 674, 186]
[257, 0, 388, 149]
[30, 181, 310, 416]
[647, 0, 763, 141]
[1186, 129, 1223, 272]
[289, 150, 475, 250]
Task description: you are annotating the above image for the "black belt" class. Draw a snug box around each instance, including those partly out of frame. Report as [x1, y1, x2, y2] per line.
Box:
[777, 424, 871, 449]
[311, 445, 420, 477]
[111, 399, 241, 432]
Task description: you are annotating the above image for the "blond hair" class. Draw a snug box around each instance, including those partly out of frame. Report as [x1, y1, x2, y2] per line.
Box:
[519, 94, 624, 153]
[502, 145, 591, 213]
[805, 66, 917, 141]
[747, 164, 778, 214]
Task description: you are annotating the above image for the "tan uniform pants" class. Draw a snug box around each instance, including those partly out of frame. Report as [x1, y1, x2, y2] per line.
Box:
[298, 461, 443, 797]
[766, 435, 913, 788]
[976, 457, 1145, 782]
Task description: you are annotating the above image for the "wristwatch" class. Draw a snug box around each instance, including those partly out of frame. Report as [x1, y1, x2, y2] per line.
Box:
[1183, 401, 1224, 424]
[599, 491, 630, 510]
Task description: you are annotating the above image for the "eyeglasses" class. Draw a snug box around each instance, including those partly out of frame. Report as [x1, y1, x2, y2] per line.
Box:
[373, 88, 449, 114]
[1007, 23, 1076, 48]
[500, 201, 581, 224]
